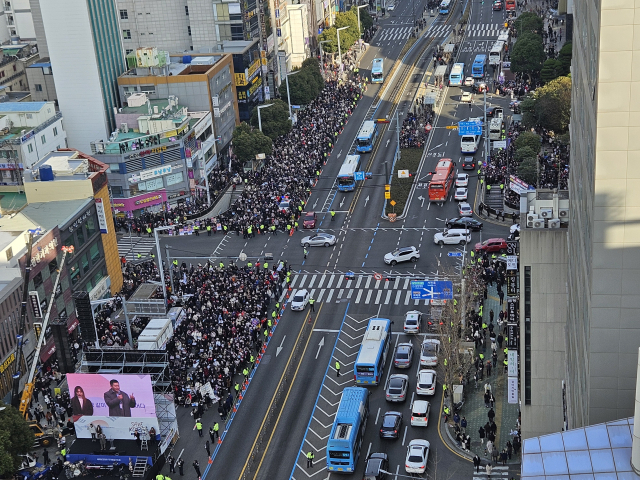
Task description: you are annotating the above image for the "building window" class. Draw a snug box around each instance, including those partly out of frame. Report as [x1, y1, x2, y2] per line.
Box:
[85, 218, 96, 238]
[33, 271, 43, 289]
[70, 264, 80, 285]
[81, 253, 89, 274]
[35, 84, 42, 92]
[524, 265, 531, 405]
[27, 144, 33, 153]
[53, 127, 58, 136]
[90, 244, 100, 264]
[49, 258, 57, 274]
[110, 186, 123, 197]
[188, 26, 191, 36]
[40, 134, 45, 144]
[76, 226, 85, 246]
[5, 247, 11, 261]
[26, 113, 32, 119]
[126, 49, 133, 55]
[123, 29, 131, 39]
[119, 9, 128, 19]
[185, 5, 189, 15]
[12, 65, 15, 72]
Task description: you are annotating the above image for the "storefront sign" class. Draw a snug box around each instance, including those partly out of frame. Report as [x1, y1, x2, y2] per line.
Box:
[0, 163, 23, 170]
[248, 59, 261, 80]
[140, 165, 172, 181]
[69, 209, 93, 233]
[21, 130, 34, 143]
[507, 298, 518, 324]
[235, 73, 248, 86]
[111, 190, 168, 212]
[31, 238, 58, 267]
[89, 276, 111, 301]
[507, 323, 518, 349]
[0, 352, 15, 374]
[95, 198, 109, 234]
[508, 350, 518, 377]
[509, 174, 535, 195]
[29, 291, 43, 318]
[160, 124, 189, 140]
[125, 145, 169, 160]
[507, 272, 518, 296]
[507, 255, 518, 270]
[508, 377, 518, 404]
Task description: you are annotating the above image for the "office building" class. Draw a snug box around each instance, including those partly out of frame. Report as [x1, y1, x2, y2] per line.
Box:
[3, 0, 35, 42]
[40, 0, 126, 152]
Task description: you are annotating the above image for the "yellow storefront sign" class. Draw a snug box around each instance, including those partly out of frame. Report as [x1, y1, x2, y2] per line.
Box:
[235, 73, 248, 87]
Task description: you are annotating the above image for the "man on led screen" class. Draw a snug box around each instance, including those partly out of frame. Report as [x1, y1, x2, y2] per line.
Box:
[103, 379, 136, 417]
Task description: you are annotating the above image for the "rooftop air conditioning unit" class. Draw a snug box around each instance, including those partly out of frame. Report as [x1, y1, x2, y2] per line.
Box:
[527, 212, 538, 223]
[559, 208, 569, 221]
[533, 219, 544, 229]
[540, 208, 553, 219]
[548, 219, 561, 229]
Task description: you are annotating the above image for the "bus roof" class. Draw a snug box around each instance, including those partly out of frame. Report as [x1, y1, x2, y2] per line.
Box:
[331, 387, 368, 439]
[431, 159, 453, 183]
[497, 30, 509, 42]
[372, 58, 383, 69]
[440, 0, 451, 5]
[338, 155, 360, 177]
[357, 121, 376, 139]
[451, 63, 464, 74]
[491, 41, 505, 51]
[474, 54, 487, 63]
[355, 318, 391, 365]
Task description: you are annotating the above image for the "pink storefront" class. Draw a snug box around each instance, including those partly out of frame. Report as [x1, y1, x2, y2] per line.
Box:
[111, 190, 168, 214]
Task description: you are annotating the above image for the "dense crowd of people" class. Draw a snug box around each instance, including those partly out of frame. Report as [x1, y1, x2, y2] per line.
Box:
[400, 104, 434, 149]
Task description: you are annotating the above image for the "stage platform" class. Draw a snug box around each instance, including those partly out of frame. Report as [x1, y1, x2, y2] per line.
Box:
[66, 438, 157, 467]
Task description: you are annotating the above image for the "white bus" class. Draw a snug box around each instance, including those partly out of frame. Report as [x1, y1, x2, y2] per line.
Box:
[489, 118, 504, 140]
[337, 154, 361, 191]
[497, 30, 510, 43]
[461, 134, 481, 154]
[439, 0, 452, 14]
[489, 41, 505, 66]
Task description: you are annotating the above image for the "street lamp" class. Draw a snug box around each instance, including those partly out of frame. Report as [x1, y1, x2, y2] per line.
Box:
[356, 5, 367, 46]
[319, 40, 330, 76]
[285, 70, 301, 125]
[337, 26, 350, 69]
[257, 103, 274, 132]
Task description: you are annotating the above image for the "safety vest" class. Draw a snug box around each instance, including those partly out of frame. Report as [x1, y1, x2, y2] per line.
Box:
[247, 226, 252, 234]
[479, 353, 485, 361]
[309, 298, 315, 305]
[294, 222, 298, 229]
[156, 475, 164, 480]
[443, 406, 450, 415]
[234, 383, 240, 392]
[260, 225, 265, 231]
[196, 422, 202, 430]
[173, 259, 178, 266]
[268, 319, 272, 328]
[247, 263, 253, 267]
[219, 262, 224, 268]
[147, 228, 152, 234]
[335, 362, 340, 370]
[213, 423, 219, 432]
[243, 368, 248, 376]
[264, 263, 268, 269]
[250, 355, 254, 363]
[307, 452, 314, 460]
[207, 226, 211, 231]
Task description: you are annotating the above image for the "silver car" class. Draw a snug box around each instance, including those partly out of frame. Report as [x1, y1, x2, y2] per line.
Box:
[386, 374, 409, 402]
[301, 233, 337, 247]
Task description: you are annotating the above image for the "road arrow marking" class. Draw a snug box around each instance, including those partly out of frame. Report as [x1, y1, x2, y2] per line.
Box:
[418, 196, 425, 207]
[340, 198, 345, 208]
[386, 139, 390, 147]
[316, 337, 325, 359]
[365, 195, 370, 207]
[276, 335, 286, 357]
[313, 199, 318, 209]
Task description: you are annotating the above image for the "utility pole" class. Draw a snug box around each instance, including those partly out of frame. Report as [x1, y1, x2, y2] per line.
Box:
[166, 245, 175, 297]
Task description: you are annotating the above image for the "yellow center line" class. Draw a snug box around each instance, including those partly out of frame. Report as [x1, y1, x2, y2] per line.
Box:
[251, 302, 324, 479]
[236, 307, 313, 480]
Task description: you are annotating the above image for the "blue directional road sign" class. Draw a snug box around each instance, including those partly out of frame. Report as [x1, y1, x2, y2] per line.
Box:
[354, 171, 365, 181]
[458, 121, 483, 136]
[411, 280, 454, 300]
[447, 252, 463, 257]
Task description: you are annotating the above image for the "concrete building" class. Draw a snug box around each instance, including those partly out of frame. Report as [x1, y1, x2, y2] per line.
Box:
[518, 190, 570, 439]
[88, 94, 217, 212]
[40, 0, 126, 152]
[0, 102, 66, 190]
[0, 45, 34, 94]
[563, 0, 640, 429]
[26, 60, 57, 103]
[3, 0, 35, 42]
[117, 51, 238, 151]
[219, 40, 264, 120]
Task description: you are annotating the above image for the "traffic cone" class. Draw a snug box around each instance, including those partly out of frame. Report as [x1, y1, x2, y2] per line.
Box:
[217, 439, 222, 444]
[208, 457, 212, 464]
[233, 406, 237, 412]
[269, 331, 273, 337]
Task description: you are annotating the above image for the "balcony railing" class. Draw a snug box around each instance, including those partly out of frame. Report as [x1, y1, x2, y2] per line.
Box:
[3, 3, 11, 12]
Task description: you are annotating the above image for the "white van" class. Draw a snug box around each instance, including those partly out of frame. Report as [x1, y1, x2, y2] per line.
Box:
[460, 134, 481, 154]
[411, 400, 431, 426]
[489, 118, 503, 140]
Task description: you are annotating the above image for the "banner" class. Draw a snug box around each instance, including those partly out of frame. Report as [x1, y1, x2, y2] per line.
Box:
[66, 373, 159, 440]
[508, 350, 518, 377]
[508, 377, 518, 404]
[95, 198, 109, 234]
[507, 323, 518, 349]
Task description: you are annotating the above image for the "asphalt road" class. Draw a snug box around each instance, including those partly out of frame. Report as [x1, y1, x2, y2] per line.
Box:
[150, 2, 519, 480]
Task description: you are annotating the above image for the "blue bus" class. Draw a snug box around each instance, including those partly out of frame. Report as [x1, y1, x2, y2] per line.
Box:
[439, 0, 452, 14]
[326, 387, 370, 473]
[449, 63, 464, 86]
[337, 154, 361, 191]
[371, 58, 384, 83]
[354, 318, 391, 385]
[472, 54, 487, 78]
[356, 121, 378, 153]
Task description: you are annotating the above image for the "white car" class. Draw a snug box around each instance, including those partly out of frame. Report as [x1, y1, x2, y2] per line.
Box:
[458, 202, 473, 217]
[454, 187, 468, 201]
[384, 246, 420, 265]
[301, 233, 337, 247]
[387, 3, 395, 10]
[420, 339, 440, 366]
[403, 310, 422, 334]
[461, 92, 473, 103]
[456, 173, 469, 187]
[290, 289, 310, 311]
[411, 400, 431, 427]
[433, 229, 471, 246]
[464, 77, 475, 87]
[416, 369, 437, 396]
[405, 439, 430, 474]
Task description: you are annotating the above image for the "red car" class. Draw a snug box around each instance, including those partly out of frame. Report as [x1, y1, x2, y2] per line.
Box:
[303, 212, 317, 229]
[475, 238, 508, 254]
[493, 1, 503, 10]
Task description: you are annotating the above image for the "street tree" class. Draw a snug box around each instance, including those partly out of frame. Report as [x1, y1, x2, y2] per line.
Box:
[317, 10, 360, 53]
[540, 58, 562, 84]
[517, 157, 538, 185]
[283, 67, 322, 105]
[531, 76, 572, 132]
[249, 100, 291, 140]
[231, 122, 272, 163]
[557, 42, 572, 75]
[513, 131, 541, 154]
[514, 146, 537, 164]
[301, 58, 325, 92]
[510, 32, 546, 78]
[514, 12, 543, 36]
[0, 403, 34, 476]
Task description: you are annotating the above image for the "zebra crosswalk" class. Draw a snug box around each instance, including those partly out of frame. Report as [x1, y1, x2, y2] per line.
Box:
[467, 23, 503, 38]
[117, 236, 157, 261]
[289, 273, 432, 306]
[472, 464, 511, 478]
[424, 24, 452, 39]
[377, 26, 413, 41]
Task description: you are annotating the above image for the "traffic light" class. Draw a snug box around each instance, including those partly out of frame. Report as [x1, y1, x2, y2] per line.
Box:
[384, 184, 391, 199]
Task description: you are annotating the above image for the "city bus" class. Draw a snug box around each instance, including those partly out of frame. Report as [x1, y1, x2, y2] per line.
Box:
[448, 63, 464, 86]
[505, 0, 516, 11]
[337, 154, 361, 191]
[428, 159, 455, 202]
[354, 318, 392, 385]
[439, 0, 452, 14]
[489, 41, 505, 66]
[356, 121, 378, 153]
[326, 387, 370, 473]
[472, 54, 487, 78]
[371, 58, 384, 83]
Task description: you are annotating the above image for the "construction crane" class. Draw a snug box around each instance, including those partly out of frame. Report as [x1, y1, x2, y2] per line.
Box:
[10, 234, 75, 427]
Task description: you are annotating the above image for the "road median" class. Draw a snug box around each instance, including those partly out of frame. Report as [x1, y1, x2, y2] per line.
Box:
[384, 148, 423, 216]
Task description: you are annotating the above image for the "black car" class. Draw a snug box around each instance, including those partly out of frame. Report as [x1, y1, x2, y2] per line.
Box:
[446, 217, 483, 231]
[379, 411, 403, 439]
[462, 157, 476, 170]
[364, 452, 390, 480]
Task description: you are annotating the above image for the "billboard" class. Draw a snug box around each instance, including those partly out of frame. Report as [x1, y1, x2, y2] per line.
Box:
[66, 373, 159, 440]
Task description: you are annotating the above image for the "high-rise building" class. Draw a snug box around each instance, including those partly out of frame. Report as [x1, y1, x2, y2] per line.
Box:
[565, 0, 640, 429]
[40, 0, 126, 152]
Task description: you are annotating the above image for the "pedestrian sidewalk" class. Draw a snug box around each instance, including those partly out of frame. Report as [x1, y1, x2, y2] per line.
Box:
[442, 284, 521, 466]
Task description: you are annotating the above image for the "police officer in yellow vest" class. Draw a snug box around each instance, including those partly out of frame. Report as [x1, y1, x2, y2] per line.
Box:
[306, 451, 315, 468]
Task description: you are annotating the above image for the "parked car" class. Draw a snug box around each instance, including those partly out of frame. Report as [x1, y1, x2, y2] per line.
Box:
[303, 212, 317, 229]
[405, 439, 430, 474]
[386, 374, 409, 402]
[475, 238, 508, 254]
[410, 400, 431, 427]
[416, 369, 437, 396]
[290, 289, 310, 311]
[384, 246, 420, 265]
[403, 310, 422, 334]
[433, 229, 471, 246]
[301, 233, 337, 247]
[394, 343, 414, 369]
[379, 411, 403, 439]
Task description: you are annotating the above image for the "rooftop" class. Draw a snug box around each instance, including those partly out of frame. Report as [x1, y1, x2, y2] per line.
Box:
[121, 98, 173, 115]
[521, 417, 640, 479]
[25, 150, 93, 183]
[0, 268, 23, 299]
[0, 198, 94, 232]
[0, 102, 47, 112]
